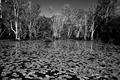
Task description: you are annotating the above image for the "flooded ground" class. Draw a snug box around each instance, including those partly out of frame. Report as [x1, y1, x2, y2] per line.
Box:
[0, 39, 120, 80]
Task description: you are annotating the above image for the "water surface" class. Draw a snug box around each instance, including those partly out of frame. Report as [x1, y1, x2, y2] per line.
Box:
[0, 39, 120, 80]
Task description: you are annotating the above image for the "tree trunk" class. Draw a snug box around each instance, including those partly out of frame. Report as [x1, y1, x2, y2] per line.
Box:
[91, 30, 95, 40]
[29, 23, 32, 39]
[58, 29, 61, 38]
[53, 31, 58, 39]
[84, 15, 88, 40]
[68, 27, 71, 38]
[15, 20, 18, 40]
[91, 21, 95, 40]
[13, 6, 20, 40]
[10, 20, 19, 40]
[76, 25, 82, 38]
[29, 1, 32, 40]
[19, 22, 22, 39]
[0, 28, 6, 38]
[34, 29, 37, 39]
[105, 6, 109, 21]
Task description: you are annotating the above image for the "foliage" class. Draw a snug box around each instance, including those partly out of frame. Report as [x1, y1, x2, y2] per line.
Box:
[100, 16, 120, 44]
[51, 4, 90, 40]
[1, 0, 120, 45]
[1, 0, 41, 40]
[95, 0, 120, 44]
[36, 16, 52, 39]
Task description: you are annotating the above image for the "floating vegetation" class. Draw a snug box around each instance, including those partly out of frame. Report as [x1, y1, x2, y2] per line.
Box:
[0, 40, 120, 80]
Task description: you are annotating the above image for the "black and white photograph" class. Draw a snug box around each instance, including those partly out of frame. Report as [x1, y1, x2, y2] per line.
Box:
[0, 0, 120, 80]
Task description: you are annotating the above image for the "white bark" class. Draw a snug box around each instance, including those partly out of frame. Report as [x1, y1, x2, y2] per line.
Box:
[91, 21, 95, 40]
[91, 30, 95, 40]
[58, 29, 61, 38]
[15, 20, 18, 40]
[10, 21, 16, 34]
[68, 27, 71, 38]
[11, 20, 19, 40]
[76, 24, 82, 38]
[12, 1, 20, 40]
[53, 31, 58, 38]
[29, 21, 32, 39]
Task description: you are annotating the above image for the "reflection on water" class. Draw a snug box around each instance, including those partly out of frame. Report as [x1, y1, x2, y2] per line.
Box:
[0, 39, 120, 80]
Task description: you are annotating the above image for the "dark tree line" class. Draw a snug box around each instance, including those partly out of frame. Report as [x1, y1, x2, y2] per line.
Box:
[95, 0, 120, 44]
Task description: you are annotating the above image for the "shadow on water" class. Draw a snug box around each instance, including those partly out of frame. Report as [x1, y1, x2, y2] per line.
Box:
[0, 39, 120, 80]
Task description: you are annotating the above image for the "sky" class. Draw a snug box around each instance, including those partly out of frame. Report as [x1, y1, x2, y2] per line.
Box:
[31, 0, 97, 17]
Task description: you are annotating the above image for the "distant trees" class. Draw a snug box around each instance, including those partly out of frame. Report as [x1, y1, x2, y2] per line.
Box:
[23, 1, 41, 39]
[87, 6, 96, 40]
[36, 16, 52, 38]
[1, 1, 97, 40]
[51, 4, 91, 40]
[51, 14, 64, 39]
[50, 4, 93, 40]
[61, 4, 72, 38]
[1, 0, 120, 45]
[95, 0, 117, 20]
[70, 9, 88, 40]
[1, 0, 53, 40]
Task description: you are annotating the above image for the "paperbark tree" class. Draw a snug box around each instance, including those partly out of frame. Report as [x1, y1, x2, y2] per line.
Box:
[51, 15, 64, 39]
[2, 0, 17, 39]
[90, 21, 95, 40]
[19, 0, 41, 39]
[27, 1, 41, 39]
[2, 0, 26, 40]
[61, 4, 72, 38]
[75, 17, 83, 38]
[88, 5, 96, 40]
[12, 0, 20, 40]
[70, 9, 84, 39]
[71, 9, 88, 40]
[84, 14, 88, 40]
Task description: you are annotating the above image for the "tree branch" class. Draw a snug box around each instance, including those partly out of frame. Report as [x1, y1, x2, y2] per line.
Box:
[10, 21, 16, 34]
[0, 28, 6, 38]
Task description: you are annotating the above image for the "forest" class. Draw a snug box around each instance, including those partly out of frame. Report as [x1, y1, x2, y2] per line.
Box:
[0, 0, 120, 45]
[1, 0, 120, 80]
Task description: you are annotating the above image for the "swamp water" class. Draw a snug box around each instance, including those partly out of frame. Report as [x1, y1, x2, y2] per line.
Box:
[0, 39, 120, 80]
